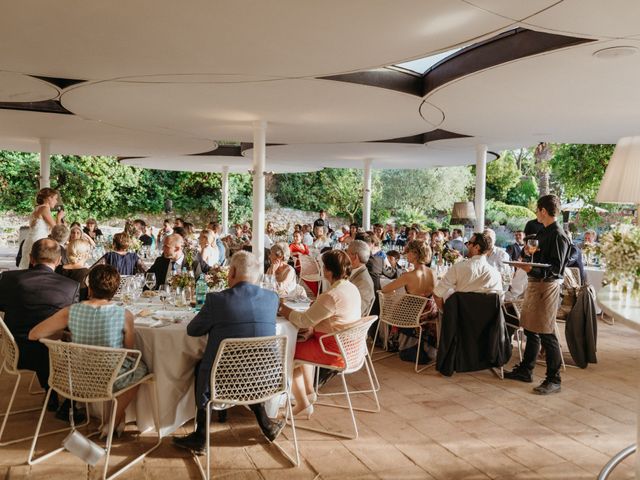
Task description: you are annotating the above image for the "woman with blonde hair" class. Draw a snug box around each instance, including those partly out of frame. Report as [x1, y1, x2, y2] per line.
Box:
[197, 229, 221, 268]
[57, 238, 92, 300]
[265, 242, 297, 295]
[19, 188, 65, 269]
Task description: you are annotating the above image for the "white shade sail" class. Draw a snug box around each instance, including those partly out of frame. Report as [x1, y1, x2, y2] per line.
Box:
[596, 136, 640, 204]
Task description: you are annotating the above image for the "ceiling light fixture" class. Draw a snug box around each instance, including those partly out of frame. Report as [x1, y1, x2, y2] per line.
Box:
[593, 46, 638, 59]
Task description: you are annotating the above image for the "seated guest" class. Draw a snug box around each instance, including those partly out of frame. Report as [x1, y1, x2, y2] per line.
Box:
[57, 238, 92, 300]
[566, 243, 586, 285]
[266, 242, 297, 295]
[0, 238, 79, 411]
[157, 219, 173, 246]
[369, 234, 386, 260]
[289, 230, 310, 270]
[198, 229, 222, 268]
[279, 250, 361, 418]
[70, 224, 95, 248]
[301, 224, 314, 246]
[49, 224, 70, 265]
[29, 265, 148, 438]
[433, 232, 503, 311]
[382, 240, 435, 299]
[133, 219, 154, 247]
[146, 233, 202, 288]
[506, 230, 525, 261]
[580, 229, 598, 249]
[83, 218, 103, 241]
[484, 228, 510, 270]
[384, 250, 406, 279]
[448, 229, 466, 254]
[406, 227, 419, 244]
[339, 223, 359, 245]
[174, 217, 185, 229]
[372, 223, 385, 243]
[173, 252, 285, 453]
[264, 221, 276, 250]
[94, 232, 146, 275]
[311, 224, 332, 251]
[356, 233, 384, 293]
[347, 240, 375, 317]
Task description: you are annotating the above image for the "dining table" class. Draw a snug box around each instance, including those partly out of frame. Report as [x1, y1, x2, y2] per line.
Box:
[123, 294, 301, 437]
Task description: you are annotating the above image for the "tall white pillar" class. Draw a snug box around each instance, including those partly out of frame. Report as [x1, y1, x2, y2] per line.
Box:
[474, 144, 488, 232]
[362, 158, 372, 230]
[221, 166, 229, 235]
[39, 139, 50, 189]
[252, 121, 266, 267]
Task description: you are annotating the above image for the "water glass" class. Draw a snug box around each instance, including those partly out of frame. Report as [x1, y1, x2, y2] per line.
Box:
[174, 287, 187, 308]
[158, 284, 170, 306]
[145, 272, 156, 291]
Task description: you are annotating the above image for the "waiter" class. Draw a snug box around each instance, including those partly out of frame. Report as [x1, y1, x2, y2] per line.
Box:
[504, 194, 570, 395]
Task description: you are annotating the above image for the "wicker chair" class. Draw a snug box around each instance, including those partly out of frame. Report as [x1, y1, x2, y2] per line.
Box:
[295, 317, 380, 440]
[195, 335, 298, 480]
[0, 314, 76, 446]
[370, 293, 437, 373]
[297, 255, 323, 296]
[28, 339, 161, 480]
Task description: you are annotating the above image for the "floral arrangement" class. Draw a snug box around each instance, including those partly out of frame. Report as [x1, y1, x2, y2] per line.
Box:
[443, 249, 462, 265]
[123, 220, 142, 253]
[596, 224, 640, 287]
[205, 265, 229, 290]
[170, 272, 195, 289]
[184, 243, 199, 267]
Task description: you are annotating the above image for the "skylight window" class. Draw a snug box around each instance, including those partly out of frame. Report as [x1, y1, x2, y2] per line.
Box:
[394, 47, 464, 74]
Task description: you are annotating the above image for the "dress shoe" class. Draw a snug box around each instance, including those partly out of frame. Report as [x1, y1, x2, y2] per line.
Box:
[503, 365, 533, 383]
[172, 432, 206, 455]
[533, 380, 561, 395]
[292, 404, 314, 420]
[307, 392, 318, 404]
[55, 400, 86, 424]
[99, 422, 125, 441]
[260, 419, 285, 442]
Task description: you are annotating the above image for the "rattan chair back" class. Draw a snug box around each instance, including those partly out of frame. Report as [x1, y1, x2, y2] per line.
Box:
[378, 292, 428, 328]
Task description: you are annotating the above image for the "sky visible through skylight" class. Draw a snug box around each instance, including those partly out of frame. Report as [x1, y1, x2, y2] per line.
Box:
[395, 47, 463, 74]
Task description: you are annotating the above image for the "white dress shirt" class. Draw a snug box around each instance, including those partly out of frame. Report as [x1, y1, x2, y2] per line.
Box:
[486, 246, 510, 270]
[433, 254, 503, 299]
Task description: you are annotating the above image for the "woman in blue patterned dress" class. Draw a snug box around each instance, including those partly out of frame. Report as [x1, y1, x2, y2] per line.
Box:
[30, 265, 148, 438]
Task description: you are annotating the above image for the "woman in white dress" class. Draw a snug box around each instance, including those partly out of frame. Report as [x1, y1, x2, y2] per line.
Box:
[19, 188, 65, 269]
[197, 229, 220, 268]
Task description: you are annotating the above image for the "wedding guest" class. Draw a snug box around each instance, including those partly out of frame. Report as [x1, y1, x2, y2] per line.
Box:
[302, 224, 314, 246]
[311, 224, 332, 250]
[433, 232, 503, 311]
[57, 238, 92, 300]
[172, 226, 186, 238]
[339, 223, 358, 245]
[314, 209, 331, 234]
[50, 224, 70, 265]
[279, 250, 361, 418]
[506, 230, 525, 261]
[406, 227, 419, 244]
[174, 218, 185, 228]
[157, 219, 173, 246]
[0, 238, 79, 412]
[504, 195, 571, 395]
[198, 229, 221, 268]
[580, 229, 598, 249]
[83, 218, 103, 241]
[439, 228, 451, 242]
[173, 252, 285, 453]
[289, 230, 310, 269]
[18, 188, 65, 269]
[346, 240, 375, 317]
[133, 219, 153, 247]
[182, 222, 198, 248]
[384, 250, 406, 279]
[146, 233, 202, 289]
[381, 240, 436, 303]
[265, 221, 276, 249]
[372, 224, 385, 243]
[448, 228, 466, 254]
[266, 242, 297, 295]
[93, 232, 146, 275]
[484, 228, 510, 270]
[69, 224, 95, 248]
[29, 265, 147, 438]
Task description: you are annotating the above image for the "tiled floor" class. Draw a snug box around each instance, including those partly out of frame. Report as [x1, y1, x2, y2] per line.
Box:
[0, 319, 637, 479]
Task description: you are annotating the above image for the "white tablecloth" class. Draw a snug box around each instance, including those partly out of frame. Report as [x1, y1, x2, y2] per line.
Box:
[585, 266, 605, 313]
[130, 307, 298, 436]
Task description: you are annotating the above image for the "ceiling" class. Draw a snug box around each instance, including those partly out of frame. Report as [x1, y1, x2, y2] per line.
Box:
[0, 0, 638, 170]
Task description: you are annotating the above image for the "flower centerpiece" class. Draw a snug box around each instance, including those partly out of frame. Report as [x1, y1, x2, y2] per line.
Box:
[169, 272, 196, 289]
[431, 239, 445, 265]
[205, 265, 229, 291]
[443, 249, 462, 265]
[184, 243, 199, 268]
[596, 224, 640, 291]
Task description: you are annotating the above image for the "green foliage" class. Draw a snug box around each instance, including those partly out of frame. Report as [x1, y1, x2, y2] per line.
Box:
[486, 154, 521, 202]
[550, 144, 614, 202]
[485, 199, 535, 229]
[505, 177, 539, 209]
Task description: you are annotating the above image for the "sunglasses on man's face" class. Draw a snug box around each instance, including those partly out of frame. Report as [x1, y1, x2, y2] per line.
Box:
[465, 240, 476, 246]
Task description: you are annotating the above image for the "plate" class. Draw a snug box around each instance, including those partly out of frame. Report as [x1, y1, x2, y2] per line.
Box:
[504, 261, 551, 268]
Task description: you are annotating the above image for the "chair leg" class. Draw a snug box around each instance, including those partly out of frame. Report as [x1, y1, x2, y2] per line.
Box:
[271, 392, 300, 467]
[415, 326, 435, 373]
[0, 371, 42, 446]
[28, 372, 43, 395]
[316, 356, 381, 413]
[516, 329, 524, 362]
[193, 401, 212, 480]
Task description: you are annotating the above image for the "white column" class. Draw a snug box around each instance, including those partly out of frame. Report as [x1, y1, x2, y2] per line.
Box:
[474, 144, 488, 232]
[221, 166, 229, 235]
[252, 121, 266, 267]
[362, 158, 372, 230]
[39, 139, 50, 189]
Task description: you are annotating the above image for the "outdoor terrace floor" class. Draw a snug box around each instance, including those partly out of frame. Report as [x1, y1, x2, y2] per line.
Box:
[0, 319, 637, 479]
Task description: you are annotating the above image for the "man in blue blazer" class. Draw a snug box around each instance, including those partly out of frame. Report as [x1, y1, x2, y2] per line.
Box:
[173, 251, 284, 454]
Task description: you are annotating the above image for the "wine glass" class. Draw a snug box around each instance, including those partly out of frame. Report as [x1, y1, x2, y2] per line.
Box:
[145, 272, 156, 291]
[158, 284, 170, 306]
[526, 239, 539, 263]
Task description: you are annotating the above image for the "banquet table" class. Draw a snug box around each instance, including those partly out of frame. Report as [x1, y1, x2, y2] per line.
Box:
[585, 266, 605, 314]
[126, 298, 299, 437]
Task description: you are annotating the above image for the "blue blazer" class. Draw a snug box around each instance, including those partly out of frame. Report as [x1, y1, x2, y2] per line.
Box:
[187, 281, 278, 407]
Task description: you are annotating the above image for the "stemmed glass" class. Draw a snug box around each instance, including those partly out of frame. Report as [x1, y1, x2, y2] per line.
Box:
[158, 284, 170, 306]
[526, 239, 539, 263]
[145, 273, 156, 291]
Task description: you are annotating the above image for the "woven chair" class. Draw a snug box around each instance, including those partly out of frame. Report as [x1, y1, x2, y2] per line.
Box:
[195, 335, 298, 480]
[28, 339, 161, 480]
[370, 293, 436, 373]
[0, 315, 75, 446]
[297, 255, 323, 296]
[295, 317, 380, 440]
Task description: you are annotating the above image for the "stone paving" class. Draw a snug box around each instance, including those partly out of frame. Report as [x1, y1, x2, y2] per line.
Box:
[0, 319, 637, 479]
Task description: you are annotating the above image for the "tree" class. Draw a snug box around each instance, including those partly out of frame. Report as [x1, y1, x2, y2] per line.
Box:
[534, 142, 554, 196]
[550, 144, 614, 202]
[486, 153, 521, 202]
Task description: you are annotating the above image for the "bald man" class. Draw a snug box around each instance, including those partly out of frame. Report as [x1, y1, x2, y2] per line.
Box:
[146, 233, 202, 289]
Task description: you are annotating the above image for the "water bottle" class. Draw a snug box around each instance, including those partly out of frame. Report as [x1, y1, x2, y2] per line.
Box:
[196, 274, 208, 310]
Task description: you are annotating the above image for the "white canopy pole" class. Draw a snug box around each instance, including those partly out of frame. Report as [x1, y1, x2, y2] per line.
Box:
[252, 121, 266, 266]
[362, 158, 372, 230]
[221, 165, 229, 235]
[474, 144, 488, 232]
[39, 139, 50, 189]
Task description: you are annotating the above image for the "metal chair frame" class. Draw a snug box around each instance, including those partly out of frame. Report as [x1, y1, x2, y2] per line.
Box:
[28, 339, 161, 480]
[194, 335, 299, 480]
[370, 293, 437, 373]
[0, 315, 74, 446]
[295, 317, 380, 440]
